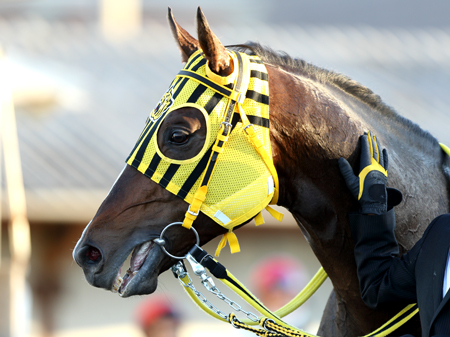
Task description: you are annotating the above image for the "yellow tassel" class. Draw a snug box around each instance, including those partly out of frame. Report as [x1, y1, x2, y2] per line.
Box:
[265, 206, 284, 222]
[215, 235, 227, 257]
[227, 231, 240, 254]
[215, 230, 241, 256]
[254, 212, 265, 226]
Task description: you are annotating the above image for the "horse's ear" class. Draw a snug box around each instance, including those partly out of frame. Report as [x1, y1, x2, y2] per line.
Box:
[196, 7, 233, 76]
[168, 7, 200, 63]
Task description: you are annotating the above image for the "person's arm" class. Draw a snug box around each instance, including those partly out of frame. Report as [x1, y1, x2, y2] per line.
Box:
[339, 132, 417, 308]
[349, 210, 423, 308]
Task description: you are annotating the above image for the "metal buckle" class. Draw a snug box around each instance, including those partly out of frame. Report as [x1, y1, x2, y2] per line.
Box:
[243, 123, 254, 135]
[219, 121, 232, 136]
[153, 222, 200, 260]
[187, 205, 199, 217]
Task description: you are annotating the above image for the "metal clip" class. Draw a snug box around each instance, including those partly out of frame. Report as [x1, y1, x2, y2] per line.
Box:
[171, 261, 187, 279]
[186, 253, 206, 276]
[186, 253, 216, 291]
[201, 275, 216, 292]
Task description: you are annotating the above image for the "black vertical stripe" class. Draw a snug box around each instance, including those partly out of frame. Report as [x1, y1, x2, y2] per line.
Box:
[173, 77, 189, 99]
[230, 113, 241, 133]
[144, 153, 162, 178]
[204, 92, 223, 114]
[159, 163, 180, 188]
[177, 146, 213, 199]
[127, 77, 184, 163]
[129, 115, 165, 167]
[168, 76, 183, 99]
[126, 120, 152, 163]
[201, 152, 219, 186]
[221, 51, 242, 125]
[187, 84, 208, 103]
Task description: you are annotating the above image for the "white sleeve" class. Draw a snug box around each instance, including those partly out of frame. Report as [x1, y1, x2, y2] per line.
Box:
[443, 247, 450, 298]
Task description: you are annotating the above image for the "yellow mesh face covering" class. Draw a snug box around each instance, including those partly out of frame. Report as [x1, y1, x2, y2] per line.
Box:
[126, 50, 282, 255]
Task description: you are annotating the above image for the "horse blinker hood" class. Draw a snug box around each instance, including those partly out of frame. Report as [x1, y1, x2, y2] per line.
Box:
[126, 50, 282, 255]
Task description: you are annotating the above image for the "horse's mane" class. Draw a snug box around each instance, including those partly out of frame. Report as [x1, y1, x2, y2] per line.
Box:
[230, 42, 438, 145]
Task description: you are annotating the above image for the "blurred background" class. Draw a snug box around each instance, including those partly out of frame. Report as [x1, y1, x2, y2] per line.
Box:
[0, 1, 449, 336]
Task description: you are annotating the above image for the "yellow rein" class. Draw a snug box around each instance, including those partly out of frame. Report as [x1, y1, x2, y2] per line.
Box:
[174, 246, 419, 337]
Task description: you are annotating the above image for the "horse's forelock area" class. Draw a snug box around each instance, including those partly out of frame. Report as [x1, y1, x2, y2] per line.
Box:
[232, 42, 439, 148]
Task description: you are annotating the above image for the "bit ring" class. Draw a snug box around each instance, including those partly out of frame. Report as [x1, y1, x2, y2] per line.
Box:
[154, 222, 200, 260]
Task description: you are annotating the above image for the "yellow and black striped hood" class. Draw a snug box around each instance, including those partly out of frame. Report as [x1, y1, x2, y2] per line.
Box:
[126, 50, 276, 232]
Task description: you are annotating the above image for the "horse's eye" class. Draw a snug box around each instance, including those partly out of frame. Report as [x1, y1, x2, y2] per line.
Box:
[170, 131, 189, 144]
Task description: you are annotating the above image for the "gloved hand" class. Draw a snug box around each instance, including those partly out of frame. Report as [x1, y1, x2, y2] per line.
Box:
[338, 132, 402, 215]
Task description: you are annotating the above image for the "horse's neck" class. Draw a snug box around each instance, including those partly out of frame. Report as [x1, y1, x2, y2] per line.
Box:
[267, 64, 449, 333]
[267, 65, 363, 292]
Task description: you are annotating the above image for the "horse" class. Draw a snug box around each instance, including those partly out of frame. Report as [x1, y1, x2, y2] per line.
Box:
[73, 8, 450, 337]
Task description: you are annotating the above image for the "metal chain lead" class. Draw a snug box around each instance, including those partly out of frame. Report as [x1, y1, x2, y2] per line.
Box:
[171, 261, 259, 323]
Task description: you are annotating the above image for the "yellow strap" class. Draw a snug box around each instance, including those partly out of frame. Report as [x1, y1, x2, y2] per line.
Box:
[222, 268, 417, 336]
[215, 230, 241, 256]
[182, 51, 251, 233]
[182, 119, 233, 229]
[221, 270, 303, 332]
[270, 267, 327, 319]
[236, 103, 280, 205]
[223, 267, 327, 327]
[440, 143, 450, 157]
[254, 212, 265, 226]
[361, 303, 419, 337]
[204, 53, 237, 85]
[182, 185, 207, 229]
[179, 258, 416, 337]
[265, 206, 284, 222]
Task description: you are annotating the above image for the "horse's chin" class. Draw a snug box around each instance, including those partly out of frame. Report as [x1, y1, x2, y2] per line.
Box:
[111, 241, 165, 298]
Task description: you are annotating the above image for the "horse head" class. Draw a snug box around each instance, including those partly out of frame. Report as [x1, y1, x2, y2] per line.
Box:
[73, 8, 273, 297]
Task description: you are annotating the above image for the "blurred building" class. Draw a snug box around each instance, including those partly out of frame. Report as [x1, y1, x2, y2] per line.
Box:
[0, 1, 449, 336]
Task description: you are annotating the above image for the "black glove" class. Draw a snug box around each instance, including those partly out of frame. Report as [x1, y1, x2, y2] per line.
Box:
[338, 132, 402, 215]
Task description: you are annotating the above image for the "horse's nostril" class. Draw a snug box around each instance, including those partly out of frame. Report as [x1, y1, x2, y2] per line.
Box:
[75, 244, 103, 268]
[86, 246, 101, 262]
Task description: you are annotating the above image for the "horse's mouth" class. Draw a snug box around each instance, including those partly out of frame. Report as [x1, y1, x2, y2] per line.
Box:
[111, 240, 157, 296]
